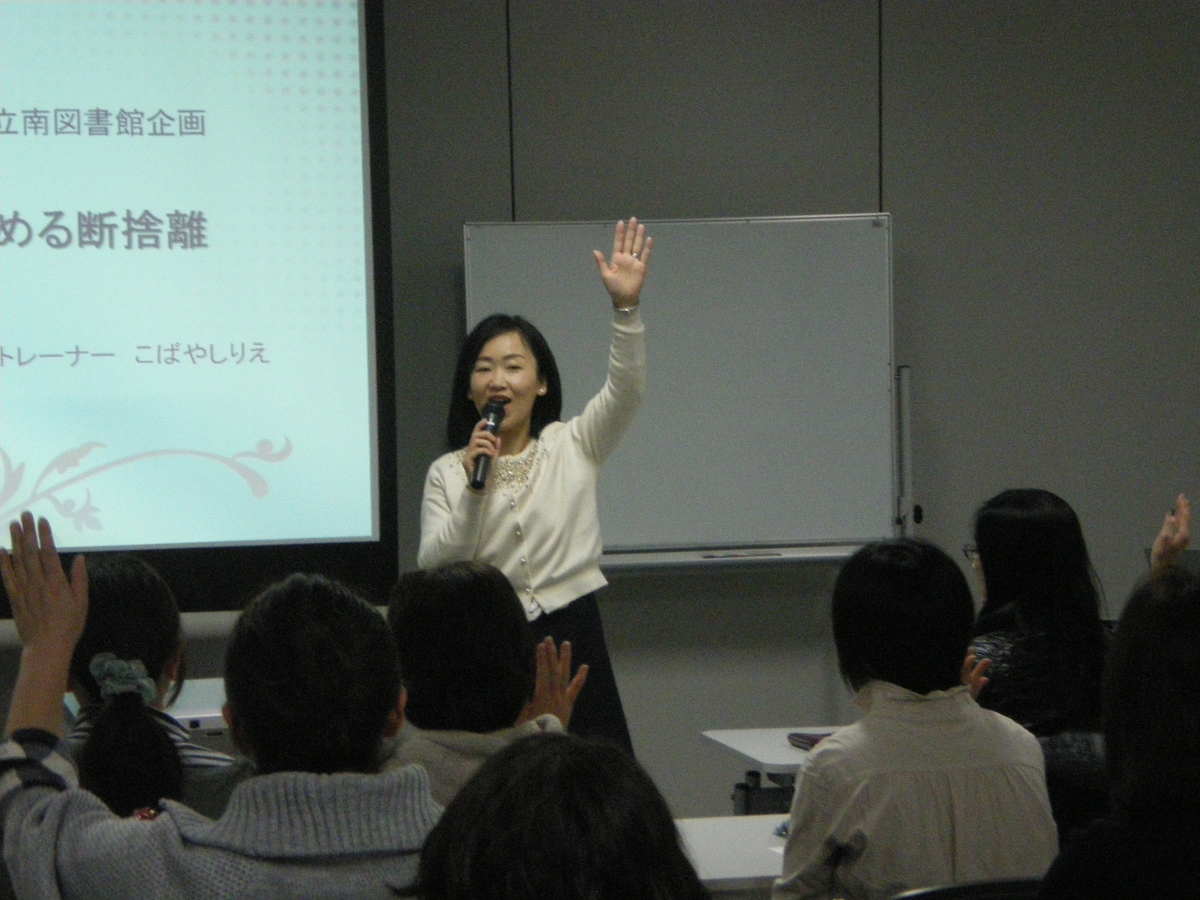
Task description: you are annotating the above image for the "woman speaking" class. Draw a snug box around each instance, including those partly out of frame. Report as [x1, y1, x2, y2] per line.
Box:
[418, 218, 653, 751]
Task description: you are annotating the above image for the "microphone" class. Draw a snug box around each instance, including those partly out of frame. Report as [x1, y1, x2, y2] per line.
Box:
[469, 399, 507, 490]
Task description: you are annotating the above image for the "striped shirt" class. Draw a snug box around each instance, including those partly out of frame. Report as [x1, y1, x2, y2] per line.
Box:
[62, 705, 235, 769]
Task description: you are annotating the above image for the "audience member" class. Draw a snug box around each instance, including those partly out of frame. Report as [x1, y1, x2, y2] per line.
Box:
[384, 561, 586, 805]
[968, 489, 1107, 735]
[0, 513, 440, 900]
[1039, 495, 1195, 898]
[965, 489, 1109, 839]
[407, 731, 709, 900]
[773, 538, 1056, 900]
[62, 554, 242, 818]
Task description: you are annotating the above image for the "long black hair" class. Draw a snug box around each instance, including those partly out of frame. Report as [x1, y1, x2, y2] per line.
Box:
[72, 555, 185, 816]
[972, 489, 1103, 640]
[971, 489, 1107, 732]
[445, 314, 563, 449]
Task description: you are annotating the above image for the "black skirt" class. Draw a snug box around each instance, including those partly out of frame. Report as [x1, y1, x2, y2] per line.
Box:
[530, 592, 633, 754]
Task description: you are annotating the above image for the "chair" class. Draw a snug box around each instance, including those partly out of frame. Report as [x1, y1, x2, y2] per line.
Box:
[889, 879, 1042, 900]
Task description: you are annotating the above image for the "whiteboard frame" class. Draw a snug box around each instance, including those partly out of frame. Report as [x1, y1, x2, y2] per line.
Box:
[464, 215, 898, 564]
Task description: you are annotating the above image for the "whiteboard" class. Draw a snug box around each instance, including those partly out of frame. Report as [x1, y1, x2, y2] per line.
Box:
[463, 215, 896, 557]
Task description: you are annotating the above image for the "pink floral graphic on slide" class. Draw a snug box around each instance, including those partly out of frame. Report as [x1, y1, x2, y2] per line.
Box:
[0, 439, 292, 530]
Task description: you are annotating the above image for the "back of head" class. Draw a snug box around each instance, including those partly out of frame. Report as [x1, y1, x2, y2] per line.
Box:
[412, 733, 709, 900]
[224, 572, 401, 775]
[1105, 567, 1200, 816]
[72, 555, 184, 815]
[832, 538, 974, 695]
[973, 488, 1102, 640]
[71, 554, 182, 703]
[388, 562, 535, 733]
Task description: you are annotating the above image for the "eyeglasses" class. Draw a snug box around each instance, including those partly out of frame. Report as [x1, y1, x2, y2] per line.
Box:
[961, 544, 980, 562]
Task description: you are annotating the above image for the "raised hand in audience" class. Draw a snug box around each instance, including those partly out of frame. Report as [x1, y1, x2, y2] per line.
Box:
[0, 512, 89, 737]
[961, 650, 992, 699]
[1151, 493, 1191, 571]
[518, 637, 588, 728]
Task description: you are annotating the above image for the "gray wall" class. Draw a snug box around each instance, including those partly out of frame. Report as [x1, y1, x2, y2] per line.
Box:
[3, 1, 1195, 820]
[884, 1, 1200, 609]
[385, 0, 1200, 816]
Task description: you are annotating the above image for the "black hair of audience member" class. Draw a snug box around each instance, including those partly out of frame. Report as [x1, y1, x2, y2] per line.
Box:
[71, 554, 185, 817]
[223, 572, 402, 775]
[388, 562, 536, 733]
[1104, 566, 1200, 816]
[972, 488, 1104, 642]
[445, 314, 563, 448]
[832, 538, 974, 695]
[408, 732, 710, 900]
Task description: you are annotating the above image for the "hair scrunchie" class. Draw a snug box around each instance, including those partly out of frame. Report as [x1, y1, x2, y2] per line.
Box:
[89, 652, 158, 706]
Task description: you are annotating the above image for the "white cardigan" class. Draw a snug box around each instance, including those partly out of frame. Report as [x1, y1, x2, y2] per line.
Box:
[418, 308, 645, 619]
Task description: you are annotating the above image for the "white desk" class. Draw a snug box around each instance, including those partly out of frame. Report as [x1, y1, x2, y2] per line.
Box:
[677, 814, 787, 894]
[62, 676, 227, 734]
[169, 677, 227, 735]
[703, 727, 837, 775]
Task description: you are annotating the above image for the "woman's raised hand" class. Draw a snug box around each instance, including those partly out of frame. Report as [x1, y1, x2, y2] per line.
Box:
[593, 217, 653, 309]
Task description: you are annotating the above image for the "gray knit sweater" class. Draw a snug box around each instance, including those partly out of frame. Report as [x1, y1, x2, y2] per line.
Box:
[0, 729, 442, 900]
